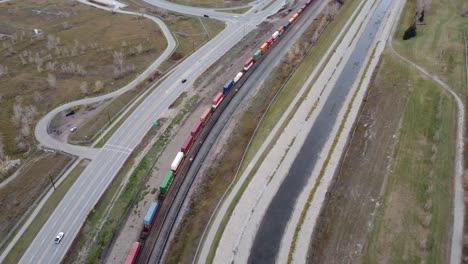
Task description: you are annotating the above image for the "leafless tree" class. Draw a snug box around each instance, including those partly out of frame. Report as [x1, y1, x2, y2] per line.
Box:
[62, 46, 69, 57]
[94, 80, 104, 93]
[113, 50, 125, 78]
[80, 81, 88, 95]
[46, 34, 57, 50]
[0, 133, 4, 162]
[62, 21, 72, 30]
[46, 61, 56, 71]
[0, 65, 8, 77]
[76, 63, 86, 76]
[47, 73, 57, 88]
[33, 91, 44, 103]
[135, 43, 143, 54]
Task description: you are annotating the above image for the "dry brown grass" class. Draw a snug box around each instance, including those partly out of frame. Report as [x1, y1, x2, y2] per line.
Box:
[0, 0, 166, 157]
[0, 151, 73, 244]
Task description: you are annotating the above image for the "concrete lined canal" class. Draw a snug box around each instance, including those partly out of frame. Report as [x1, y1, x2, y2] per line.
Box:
[247, 0, 392, 262]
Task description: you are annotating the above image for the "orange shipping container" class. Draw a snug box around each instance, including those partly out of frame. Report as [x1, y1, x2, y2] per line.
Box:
[260, 42, 269, 53]
[289, 17, 295, 24]
[293, 13, 299, 19]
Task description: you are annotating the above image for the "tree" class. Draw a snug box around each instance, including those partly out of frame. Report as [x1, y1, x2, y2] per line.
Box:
[47, 73, 57, 88]
[419, 10, 424, 22]
[403, 23, 417, 40]
[80, 81, 88, 95]
[135, 44, 143, 54]
[94, 80, 104, 93]
[0, 64, 8, 77]
[0, 133, 4, 162]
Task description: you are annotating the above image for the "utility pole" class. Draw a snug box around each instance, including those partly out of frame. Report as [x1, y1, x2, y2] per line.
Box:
[50, 175, 56, 190]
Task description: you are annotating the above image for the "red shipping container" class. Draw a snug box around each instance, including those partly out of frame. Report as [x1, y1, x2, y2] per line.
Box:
[200, 108, 212, 124]
[124, 242, 141, 264]
[266, 37, 274, 45]
[181, 135, 194, 154]
[191, 120, 203, 137]
[212, 92, 224, 109]
[278, 26, 285, 33]
[244, 57, 254, 67]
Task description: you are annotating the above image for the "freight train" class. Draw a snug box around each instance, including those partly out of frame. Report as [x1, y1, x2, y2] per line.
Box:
[124, 1, 313, 261]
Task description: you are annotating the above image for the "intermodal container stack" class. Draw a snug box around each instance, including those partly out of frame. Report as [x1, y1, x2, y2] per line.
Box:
[223, 80, 234, 94]
[143, 202, 159, 230]
[212, 92, 224, 109]
[244, 58, 254, 71]
[171, 152, 185, 174]
[181, 135, 194, 154]
[159, 171, 174, 196]
[191, 120, 203, 137]
[200, 108, 212, 124]
[124, 242, 141, 264]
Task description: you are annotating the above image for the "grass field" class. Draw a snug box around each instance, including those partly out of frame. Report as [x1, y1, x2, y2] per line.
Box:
[362, 56, 456, 263]
[0, 152, 73, 250]
[392, 0, 467, 97]
[167, 0, 252, 9]
[158, 15, 225, 72]
[0, 0, 166, 160]
[69, 13, 224, 144]
[2, 159, 88, 264]
[216, 6, 251, 14]
[308, 0, 463, 261]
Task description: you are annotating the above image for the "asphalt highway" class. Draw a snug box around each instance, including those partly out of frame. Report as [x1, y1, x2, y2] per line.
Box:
[19, 0, 285, 263]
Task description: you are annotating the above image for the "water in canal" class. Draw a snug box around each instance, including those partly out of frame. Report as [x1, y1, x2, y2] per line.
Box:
[248, 0, 392, 262]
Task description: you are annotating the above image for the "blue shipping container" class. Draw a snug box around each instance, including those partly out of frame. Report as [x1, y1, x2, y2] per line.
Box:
[144, 202, 158, 227]
[284, 22, 290, 29]
[223, 80, 234, 94]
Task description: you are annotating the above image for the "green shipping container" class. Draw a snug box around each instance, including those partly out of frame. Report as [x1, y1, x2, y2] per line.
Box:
[160, 171, 174, 195]
[253, 50, 262, 59]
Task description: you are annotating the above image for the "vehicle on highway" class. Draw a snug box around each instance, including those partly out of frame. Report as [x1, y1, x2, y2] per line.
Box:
[54, 232, 64, 244]
[181, 79, 187, 83]
[70, 127, 77, 133]
[203, 14, 209, 17]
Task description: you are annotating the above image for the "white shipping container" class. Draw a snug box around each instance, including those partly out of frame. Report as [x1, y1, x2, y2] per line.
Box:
[272, 31, 280, 39]
[233, 72, 244, 83]
[171, 151, 184, 171]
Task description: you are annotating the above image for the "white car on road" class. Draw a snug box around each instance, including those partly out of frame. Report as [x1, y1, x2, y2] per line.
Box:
[54, 232, 64, 244]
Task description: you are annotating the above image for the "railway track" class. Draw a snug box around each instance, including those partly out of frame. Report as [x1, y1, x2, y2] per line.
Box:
[135, 2, 318, 262]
